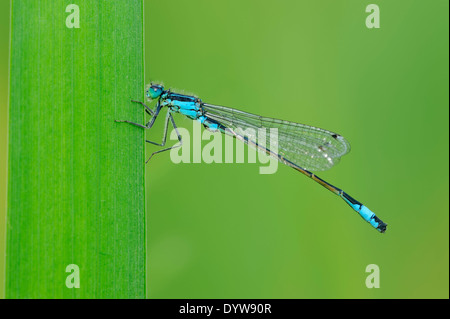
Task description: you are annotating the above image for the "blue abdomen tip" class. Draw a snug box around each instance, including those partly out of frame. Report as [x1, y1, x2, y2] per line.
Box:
[359, 205, 387, 233]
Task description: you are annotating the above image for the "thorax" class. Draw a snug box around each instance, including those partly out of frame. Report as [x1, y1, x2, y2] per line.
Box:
[161, 92, 203, 120]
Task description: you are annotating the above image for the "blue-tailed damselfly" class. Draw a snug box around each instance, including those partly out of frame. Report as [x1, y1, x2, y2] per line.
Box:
[117, 84, 387, 233]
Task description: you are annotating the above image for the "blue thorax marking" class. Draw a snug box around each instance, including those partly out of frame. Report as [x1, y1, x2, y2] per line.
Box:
[162, 92, 202, 120]
[161, 92, 222, 132]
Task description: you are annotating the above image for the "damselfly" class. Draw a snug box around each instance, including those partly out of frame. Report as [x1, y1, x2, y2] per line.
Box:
[116, 84, 387, 233]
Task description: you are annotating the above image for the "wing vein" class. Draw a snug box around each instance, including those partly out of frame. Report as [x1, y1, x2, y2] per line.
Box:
[202, 103, 351, 171]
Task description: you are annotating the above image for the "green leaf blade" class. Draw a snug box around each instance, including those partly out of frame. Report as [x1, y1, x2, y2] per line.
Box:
[7, 0, 145, 299]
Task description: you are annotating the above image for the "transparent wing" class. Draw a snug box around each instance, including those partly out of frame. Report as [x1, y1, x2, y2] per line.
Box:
[202, 103, 351, 171]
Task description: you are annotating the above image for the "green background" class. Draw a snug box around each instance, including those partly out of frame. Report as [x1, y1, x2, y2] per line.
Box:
[0, 0, 448, 298]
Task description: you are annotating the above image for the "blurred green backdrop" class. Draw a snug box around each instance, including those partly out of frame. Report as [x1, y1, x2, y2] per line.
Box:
[0, 0, 448, 298]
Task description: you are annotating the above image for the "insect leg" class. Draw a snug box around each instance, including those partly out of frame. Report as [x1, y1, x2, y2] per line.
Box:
[131, 99, 154, 116]
[146, 113, 182, 163]
[115, 100, 162, 129]
[145, 109, 171, 147]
